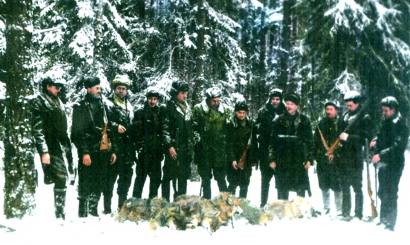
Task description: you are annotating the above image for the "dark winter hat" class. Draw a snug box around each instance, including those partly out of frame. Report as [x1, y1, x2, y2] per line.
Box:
[324, 100, 340, 109]
[381, 96, 399, 109]
[343, 91, 362, 103]
[170, 81, 189, 97]
[234, 101, 249, 112]
[269, 88, 283, 99]
[284, 93, 300, 105]
[205, 87, 222, 100]
[112, 74, 132, 88]
[82, 77, 101, 89]
[146, 88, 160, 98]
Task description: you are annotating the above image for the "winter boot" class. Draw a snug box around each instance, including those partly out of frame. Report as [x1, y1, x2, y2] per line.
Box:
[88, 193, 100, 217]
[78, 198, 88, 218]
[321, 189, 330, 214]
[103, 195, 112, 214]
[239, 185, 248, 199]
[54, 188, 66, 219]
[334, 191, 343, 215]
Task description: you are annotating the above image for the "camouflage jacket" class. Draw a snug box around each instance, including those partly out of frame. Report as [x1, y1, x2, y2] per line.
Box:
[192, 100, 231, 168]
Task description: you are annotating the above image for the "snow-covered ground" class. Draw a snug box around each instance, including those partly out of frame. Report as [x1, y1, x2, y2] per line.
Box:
[0, 144, 409, 245]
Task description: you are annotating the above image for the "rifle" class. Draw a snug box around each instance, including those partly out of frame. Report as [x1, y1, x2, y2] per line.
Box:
[364, 138, 378, 219]
[237, 123, 253, 170]
[325, 100, 370, 156]
[237, 144, 249, 170]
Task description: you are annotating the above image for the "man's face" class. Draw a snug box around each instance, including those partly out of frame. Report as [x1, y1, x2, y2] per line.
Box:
[209, 97, 221, 109]
[285, 101, 298, 115]
[346, 101, 359, 112]
[47, 84, 61, 97]
[325, 105, 338, 119]
[147, 96, 159, 107]
[382, 106, 395, 119]
[235, 110, 247, 121]
[114, 85, 128, 99]
[87, 85, 101, 96]
[271, 96, 281, 108]
[176, 91, 188, 103]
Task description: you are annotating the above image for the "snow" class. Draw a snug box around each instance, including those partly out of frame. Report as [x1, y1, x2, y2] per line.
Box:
[333, 69, 362, 95]
[0, 82, 5, 99]
[183, 33, 197, 49]
[68, 25, 95, 63]
[0, 19, 5, 55]
[1, 144, 409, 244]
[250, 0, 263, 9]
[325, 0, 371, 34]
[77, 0, 95, 19]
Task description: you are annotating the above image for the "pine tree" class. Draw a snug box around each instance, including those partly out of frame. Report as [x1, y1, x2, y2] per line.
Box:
[1, 0, 37, 218]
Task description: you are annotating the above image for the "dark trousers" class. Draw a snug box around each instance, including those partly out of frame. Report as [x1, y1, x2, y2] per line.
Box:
[378, 164, 403, 229]
[341, 167, 363, 218]
[78, 151, 111, 217]
[42, 153, 67, 218]
[162, 154, 191, 201]
[260, 165, 275, 207]
[132, 153, 162, 199]
[227, 168, 251, 199]
[116, 158, 134, 209]
[277, 188, 306, 200]
[104, 154, 134, 211]
[201, 166, 227, 199]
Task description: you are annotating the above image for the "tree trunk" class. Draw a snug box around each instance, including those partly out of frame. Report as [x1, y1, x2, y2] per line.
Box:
[192, 0, 206, 104]
[278, 0, 293, 90]
[2, 0, 36, 218]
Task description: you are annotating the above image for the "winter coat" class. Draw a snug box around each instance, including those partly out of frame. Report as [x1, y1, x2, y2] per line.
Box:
[226, 116, 257, 171]
[164, 98, 193, 156]
[313, 116, 344, 165]
[192, 100, 231, 170]
[131, 102, 168, 158]
[375, 112, 409, 167]
[163, 98, 194, 179]
[71, 94, 117, 155]
[269, 111, 313, 191]
[255, 102, 285, 166]
[338, 107, 373, 170]
[109, 95, 135, 160]
[31, 92, 72, 160]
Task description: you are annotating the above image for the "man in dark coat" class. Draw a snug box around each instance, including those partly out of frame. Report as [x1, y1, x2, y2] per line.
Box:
[71, 77, 117, 217]
[313, 101, 343, 215]
[32, 77, 73, 219]
[256, 88, 285, 207]
[162, 81, 193, 201]
[370, 96, 409, 231]
[193, 87, 230, 199]
[226, 101, 257, 198]
[131, 89, 167, 199]
[269, 93, 313, 200]
[105, 74, 135, 213]
[338, 91, 373, 220]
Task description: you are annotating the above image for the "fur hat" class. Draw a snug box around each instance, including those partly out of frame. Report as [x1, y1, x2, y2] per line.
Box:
[284, 93, 300, 105]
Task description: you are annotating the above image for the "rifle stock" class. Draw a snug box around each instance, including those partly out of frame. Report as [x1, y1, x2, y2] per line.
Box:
[365, 138, 378, 219]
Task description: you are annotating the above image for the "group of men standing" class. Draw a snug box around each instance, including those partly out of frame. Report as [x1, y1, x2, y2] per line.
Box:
[31, 76, 408, 231]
